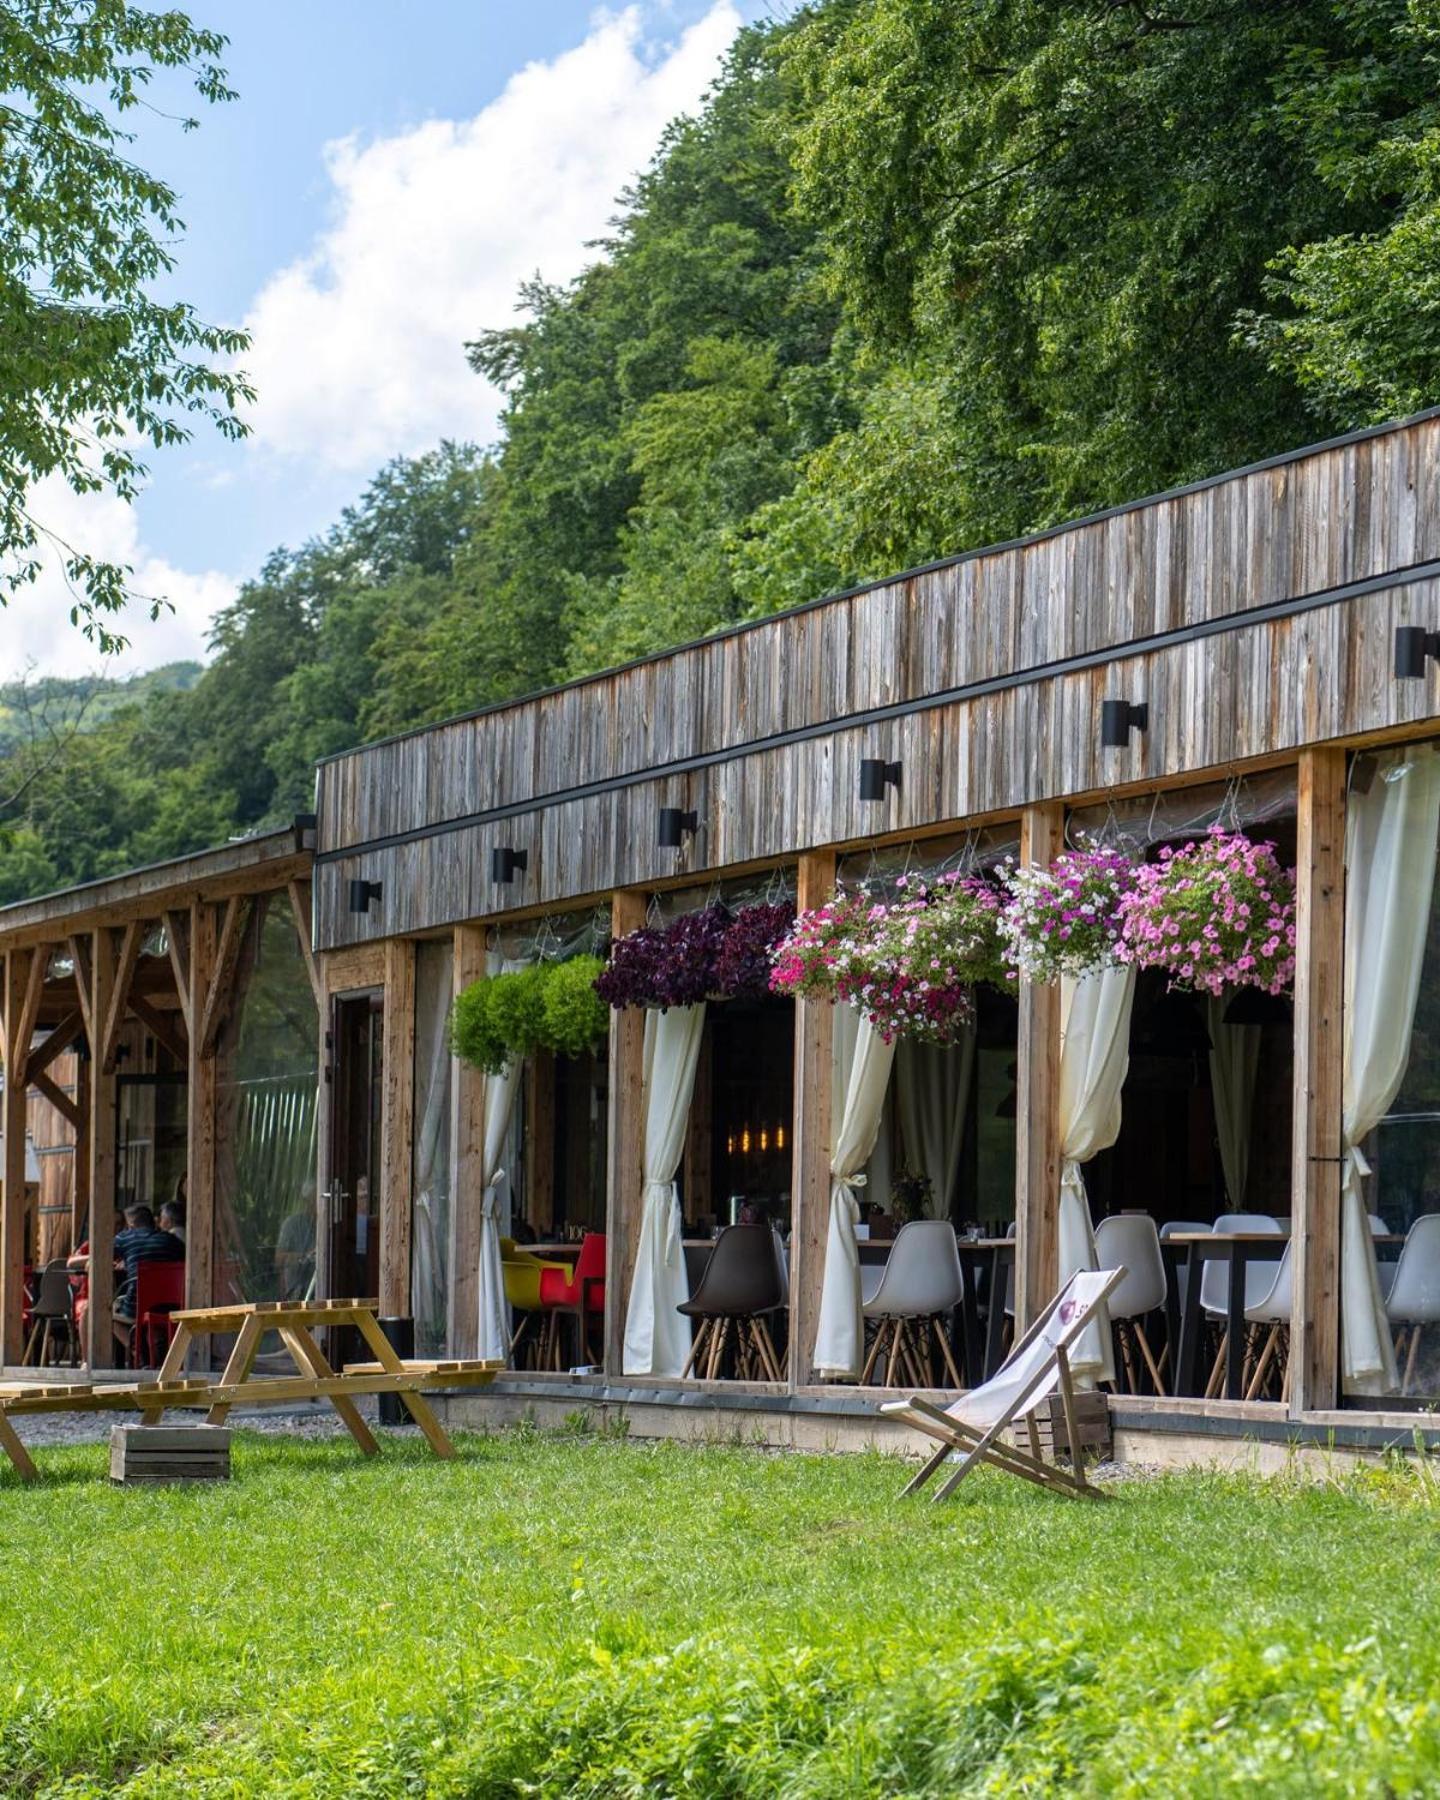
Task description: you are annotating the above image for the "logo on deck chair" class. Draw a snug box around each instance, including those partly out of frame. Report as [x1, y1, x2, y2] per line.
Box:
[1057, 1299, 1080, 1326]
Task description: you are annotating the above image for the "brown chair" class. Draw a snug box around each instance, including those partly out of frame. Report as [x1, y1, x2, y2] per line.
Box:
[678, 1225, 785, 1381]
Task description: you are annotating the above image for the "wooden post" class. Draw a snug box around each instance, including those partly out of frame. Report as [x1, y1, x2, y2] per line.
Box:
[789, 850, 837, 1387]
[186, 902, 218, 1325]
[1, 950, 34, 1365]
[378, 937, 416, 1317]
[603, 888, 648, 1377]
[86, 929, 118, 1369]
[449, 924, 487, 1357]
[1015, 802, 1064, 1329]
[1290, 746, 1347, 1415]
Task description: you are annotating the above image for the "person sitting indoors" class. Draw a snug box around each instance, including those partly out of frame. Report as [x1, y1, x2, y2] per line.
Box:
[68, 1210, 123, 1271]
[112, 1204, 185, 1355]
[160, 1198, 187, 1245]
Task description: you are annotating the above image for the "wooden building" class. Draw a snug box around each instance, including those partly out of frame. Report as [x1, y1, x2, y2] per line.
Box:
[8, 409, 1440, 1457]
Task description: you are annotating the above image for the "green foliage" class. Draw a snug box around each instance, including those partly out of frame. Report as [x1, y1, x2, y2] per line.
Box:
[451, 955, 607, 1074]
[8, 2, 1440, 903]
[0, 0, 251, 648]
[3, 1434, 1440, 1792]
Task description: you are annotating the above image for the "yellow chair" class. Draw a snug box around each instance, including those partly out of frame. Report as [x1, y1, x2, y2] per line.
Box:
[501, 1239, 570, 1366]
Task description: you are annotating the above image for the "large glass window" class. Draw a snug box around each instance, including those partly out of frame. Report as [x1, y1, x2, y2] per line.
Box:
[214, 903, 320, 1309]
[411, 939, 454, 1355]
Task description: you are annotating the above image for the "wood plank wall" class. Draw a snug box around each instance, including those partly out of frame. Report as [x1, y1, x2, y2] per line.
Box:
[315, 414, 1440, 949]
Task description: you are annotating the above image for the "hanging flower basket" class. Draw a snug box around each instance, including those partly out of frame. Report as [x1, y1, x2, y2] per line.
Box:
[1117, 828, 1297, 996]
[596, 901, 796, 1009]
[998, 844, 1138, 983]
[452, 955, 608, 1075]
[769, 875, 1009, 1046]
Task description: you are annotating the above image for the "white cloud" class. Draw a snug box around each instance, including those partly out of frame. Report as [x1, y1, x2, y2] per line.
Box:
[241, 3, 743, 472]
[0, 476, 235, 680]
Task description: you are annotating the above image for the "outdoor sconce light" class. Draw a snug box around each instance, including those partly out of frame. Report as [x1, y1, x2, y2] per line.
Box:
[292, 811, 317, 852]
[657, 807, 698, 849]
[859, 758, 902, 802]
[1394, 625, 1440, 679]
[1100, 699, 1149, 748]
[491, 846, 528, 884]
[348, 878, 382, 914]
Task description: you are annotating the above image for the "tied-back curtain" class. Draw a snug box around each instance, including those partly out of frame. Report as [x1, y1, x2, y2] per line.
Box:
[814, 1008, 897, 1379]
[623, 1003, 706, 1376]
[1206, 997, 1261, 1208]
[412, 947, 454, 1354]
[896, 1032, 976, 1218]
[476, 954, 528, 1365]
[1056, 967, 1135, 1384]
[1342, 745, 1440, 1395]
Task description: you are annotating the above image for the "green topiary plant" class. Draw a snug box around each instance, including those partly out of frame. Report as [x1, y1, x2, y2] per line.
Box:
[452, 956, 608, 1074]
[540, 954, 608, 1059]
[451, 965, 546, 1075]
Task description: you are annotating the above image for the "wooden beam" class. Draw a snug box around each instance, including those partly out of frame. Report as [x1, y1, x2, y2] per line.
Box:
[25, 1009, 85, 1084]
[287, 880, 323, 1009]
[1014, 802, 1064, 1330]
[128, 993, 188, 1067]
[198, 896, 250, 1059]
[100, 920, 145, 1075]
[68, 937, 94, 1051]
[13, 950, 46, 1080]
[449, 925, 487, 1359]
[186, 902, 218, 1332]
[378, 938, 416, 1318]
[163, 909, 192, 1034]
[2, 951, 35, 1363]
[71, 1062, 90, 1254]
[31, 1070, 81, 1132]
[789, 851, 837, 1387]
[1290, 746, 1347, 1416]
[603, 889, 648, 1378]
[85, 929, 118, 1369]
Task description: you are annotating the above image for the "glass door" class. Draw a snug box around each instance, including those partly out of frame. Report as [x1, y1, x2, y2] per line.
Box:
[328, 991, 383, 1310]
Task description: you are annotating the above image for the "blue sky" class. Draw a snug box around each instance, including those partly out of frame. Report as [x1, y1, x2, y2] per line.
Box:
[9, 2, 763, 680]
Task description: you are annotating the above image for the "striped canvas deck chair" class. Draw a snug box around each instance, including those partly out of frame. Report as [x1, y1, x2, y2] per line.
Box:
[880, 1267, 1126, 1503]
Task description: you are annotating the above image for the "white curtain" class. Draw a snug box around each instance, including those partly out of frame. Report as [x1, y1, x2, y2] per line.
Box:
[1206, 997, 1260, 1208]
[814, 1007, 897, 1379]
[623, 1003, 706, 1376]
[1056, 967, 1135, 1384]
[412, 944, 454, 1355]
[476, 954, 528, 1365]
[896, 1031, 976, 1218]
[1342, 746, 1440, 1395]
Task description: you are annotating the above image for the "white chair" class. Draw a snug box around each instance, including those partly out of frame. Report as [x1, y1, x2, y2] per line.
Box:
[1240, 1241, 1293, 1402]
[1386, 1215, 1440, 1394]
[1370, 1214, 1399, 1301]
[1158, 1218, 1210, 1319]
[1094, 1215, 1168, 1394]
[860, 1220, 964, 1389]
[1199, 1213, 1285, 1399]
[881, 1268, 1128, 1503]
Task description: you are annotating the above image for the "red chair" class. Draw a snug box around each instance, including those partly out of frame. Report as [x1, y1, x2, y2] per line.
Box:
[538, 1233, 606, 1369]
[132, 1260, 187, 1367]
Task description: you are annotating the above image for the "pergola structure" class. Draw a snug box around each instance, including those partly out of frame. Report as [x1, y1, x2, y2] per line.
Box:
[0, 827, 318, 1367]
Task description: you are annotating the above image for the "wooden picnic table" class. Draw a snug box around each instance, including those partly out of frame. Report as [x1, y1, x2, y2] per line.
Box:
[144, 1298, 456, 1459]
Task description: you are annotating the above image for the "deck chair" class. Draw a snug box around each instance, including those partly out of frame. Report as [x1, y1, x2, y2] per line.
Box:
[880, 1266, 1127, 1503]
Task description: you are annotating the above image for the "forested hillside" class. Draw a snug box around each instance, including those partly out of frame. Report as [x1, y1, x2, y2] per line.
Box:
[4, 0, 1439, 902]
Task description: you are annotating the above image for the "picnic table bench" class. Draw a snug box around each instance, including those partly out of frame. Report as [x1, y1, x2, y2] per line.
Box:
[0, 1299, 502, 1481]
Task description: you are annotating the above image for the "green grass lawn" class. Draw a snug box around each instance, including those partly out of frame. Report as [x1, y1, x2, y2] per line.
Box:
[3, 1426, 1439, 1797]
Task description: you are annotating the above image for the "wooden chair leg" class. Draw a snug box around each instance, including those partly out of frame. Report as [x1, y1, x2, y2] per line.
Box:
[1405, 1322, 1424, 1396]
[752, 1318, 783, 1382]
[932, 1317, 963, 1389]
[1133, 1321, 1166, 1396]
[1205, 1330, 1228, 1400]
[1244, 1324, 1282, 1401]
[1117, 1322, 1139, 1395]
[681, 1319, 707, 1380]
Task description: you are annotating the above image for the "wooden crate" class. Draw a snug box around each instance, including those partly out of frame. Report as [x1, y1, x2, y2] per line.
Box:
[1010, 1392, 1110, 1464]
[109, 1424, 231, 1485]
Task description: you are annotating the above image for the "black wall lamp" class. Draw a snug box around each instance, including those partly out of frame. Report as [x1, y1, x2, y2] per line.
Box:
[1395, 625, 1440, 679]
[491, 846, 528, 884]
[293, 811, 317, 852]
[859, 758, 902, 802]
[658, 807, 698, 849]
[347, 878, 382, 914]
[1100, 699, 1149, 748]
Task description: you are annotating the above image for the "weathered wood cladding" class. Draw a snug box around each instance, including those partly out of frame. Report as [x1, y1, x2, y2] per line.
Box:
[316, 415, 1440, 892]
[316, 566, 1440, 947]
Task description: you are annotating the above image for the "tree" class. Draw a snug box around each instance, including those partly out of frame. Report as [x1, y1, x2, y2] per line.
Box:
[0, 0, 250, 649]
